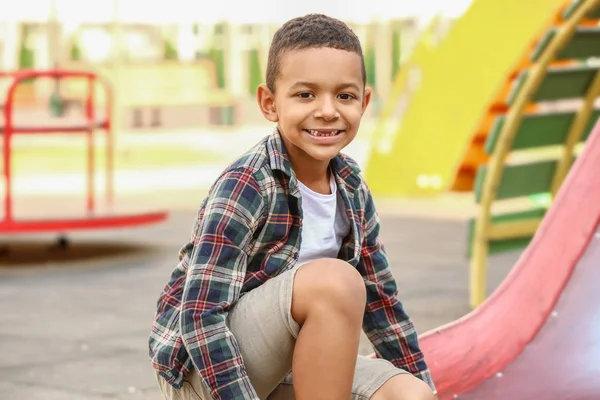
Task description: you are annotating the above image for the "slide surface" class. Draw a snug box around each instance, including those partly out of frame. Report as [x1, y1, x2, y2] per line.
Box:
[418, 119, 600, 399]
[365, 0, 567, 196]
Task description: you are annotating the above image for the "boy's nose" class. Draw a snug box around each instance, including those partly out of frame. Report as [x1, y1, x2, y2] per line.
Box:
[314, 98, 339, 120]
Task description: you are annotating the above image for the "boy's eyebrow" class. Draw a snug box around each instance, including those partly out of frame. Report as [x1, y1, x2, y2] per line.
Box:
[289, 81, 361, 92]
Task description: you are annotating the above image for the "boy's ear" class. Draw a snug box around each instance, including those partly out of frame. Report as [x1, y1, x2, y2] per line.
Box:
[257, 84, 279, 123]
[361, 86, 373, 115]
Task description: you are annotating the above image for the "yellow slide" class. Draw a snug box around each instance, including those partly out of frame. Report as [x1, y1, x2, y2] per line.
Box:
[364, 0, 567, 196]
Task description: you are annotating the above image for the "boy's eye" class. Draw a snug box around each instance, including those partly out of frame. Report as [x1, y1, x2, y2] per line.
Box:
[338, 93, 355, 100]
[298, 92, 314, 99]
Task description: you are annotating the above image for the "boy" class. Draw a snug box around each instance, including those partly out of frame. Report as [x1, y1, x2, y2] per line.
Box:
[149, 13, 437, 400]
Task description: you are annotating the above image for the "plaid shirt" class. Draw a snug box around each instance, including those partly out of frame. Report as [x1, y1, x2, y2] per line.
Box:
[149, 128, 436, 399]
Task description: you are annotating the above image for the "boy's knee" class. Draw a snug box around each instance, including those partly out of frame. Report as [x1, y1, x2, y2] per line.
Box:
[408, 384, 436, 400]
[372, 374, 436, 400]
[291, 258, 366, 325]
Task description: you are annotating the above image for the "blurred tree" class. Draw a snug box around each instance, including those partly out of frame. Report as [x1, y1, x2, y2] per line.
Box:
[210, 23, 226, 89]
[365, 44, 376, 88]
[209, 48, 226, 89]
[164, 38, 178, 60]
[391, 24, 401, 80]
[248, 48, 262, 95]
[70, 35, 82, 61]
[49, 86, 65, 117]
[19, 24, 35, 69]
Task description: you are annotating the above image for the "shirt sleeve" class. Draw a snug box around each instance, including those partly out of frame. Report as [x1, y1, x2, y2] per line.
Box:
[356, 183, 437, 394]
[180, 168, 265, 400]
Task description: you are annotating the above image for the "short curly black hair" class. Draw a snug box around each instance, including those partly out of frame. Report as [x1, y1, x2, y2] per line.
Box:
[266, 14, 366, 92]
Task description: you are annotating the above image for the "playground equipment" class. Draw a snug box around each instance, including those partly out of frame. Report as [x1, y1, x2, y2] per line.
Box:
[418, 117, 600, 399]
[451, 0, 600, 191]
[464, 0, 600, 308]
[64, 60, 238, 128]
[364, 0, 567, 196]
[0, 69, 167, 245]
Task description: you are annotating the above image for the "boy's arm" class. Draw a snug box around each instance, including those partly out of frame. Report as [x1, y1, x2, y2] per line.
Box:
[356, 185, 437, 394]
[180, 169, 264, 400]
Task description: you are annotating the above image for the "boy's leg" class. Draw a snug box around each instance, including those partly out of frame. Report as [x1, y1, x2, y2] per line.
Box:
[370, 373, 436, 400]
[288, 258, 367, 400]
[228, 257, 367, 399]
[224, 264, 302, 397]
[269, 356, 435, 400]
[157, 258, 366, 400]
[233, 257, 366, 399]
[156, 264, 301, 400]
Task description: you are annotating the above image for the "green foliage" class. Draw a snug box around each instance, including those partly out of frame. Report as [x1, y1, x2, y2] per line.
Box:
[49, 90, 65, 117]
[391, 27, 401, 80]
[365, 44, 376, 87]
[214, 23, 224, 35]
[248, 48, 262, 95]
[19, 24, 34, 69]
[210, 48, 226, 89]
[164, 39, 178, 60]
[70, 38, 82, 61]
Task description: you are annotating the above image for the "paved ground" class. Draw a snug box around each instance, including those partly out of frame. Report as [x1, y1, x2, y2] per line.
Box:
[0, 189, 521, 400]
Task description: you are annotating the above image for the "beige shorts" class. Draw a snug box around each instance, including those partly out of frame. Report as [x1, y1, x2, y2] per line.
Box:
[156, 266, 407, 399]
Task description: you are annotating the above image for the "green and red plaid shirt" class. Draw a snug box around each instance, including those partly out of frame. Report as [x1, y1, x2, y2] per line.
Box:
[149, 128, 435, 399]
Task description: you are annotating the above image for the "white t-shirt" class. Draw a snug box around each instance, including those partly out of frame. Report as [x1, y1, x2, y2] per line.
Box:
[296, 173, 351, 266]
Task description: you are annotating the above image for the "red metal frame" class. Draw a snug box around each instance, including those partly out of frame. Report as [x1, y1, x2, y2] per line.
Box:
[0, 69, 167, 234]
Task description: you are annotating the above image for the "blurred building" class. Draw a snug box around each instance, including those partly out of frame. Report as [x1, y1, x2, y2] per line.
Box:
[0, 0, 470, 131]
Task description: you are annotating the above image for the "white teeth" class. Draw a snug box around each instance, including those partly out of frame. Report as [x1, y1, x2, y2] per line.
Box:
[307, 129, 340, 137]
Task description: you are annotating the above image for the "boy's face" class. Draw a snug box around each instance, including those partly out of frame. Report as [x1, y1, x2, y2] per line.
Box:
[257, 47, 371, 170]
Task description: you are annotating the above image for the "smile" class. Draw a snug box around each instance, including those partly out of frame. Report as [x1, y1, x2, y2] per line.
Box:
[304, 129, 344, 137]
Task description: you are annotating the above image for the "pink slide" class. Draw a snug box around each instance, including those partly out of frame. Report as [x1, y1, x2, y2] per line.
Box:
[419, 119, 600, 399]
